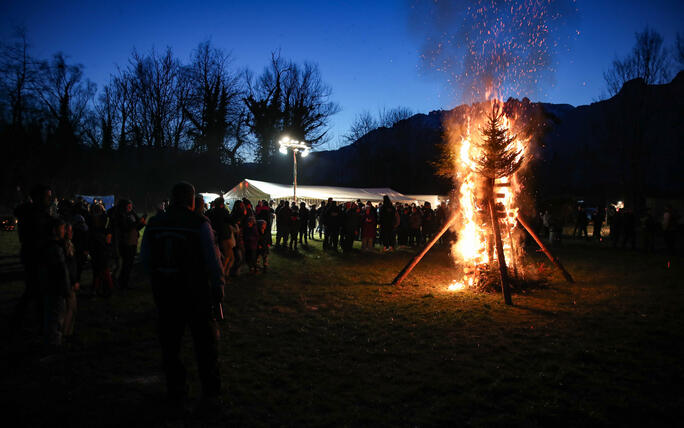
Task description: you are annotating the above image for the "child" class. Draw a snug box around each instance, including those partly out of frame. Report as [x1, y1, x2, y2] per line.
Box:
[256, 220, 270, 272]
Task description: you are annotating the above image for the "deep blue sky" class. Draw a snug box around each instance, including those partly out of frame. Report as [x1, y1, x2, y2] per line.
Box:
[2, 0, 682, 149]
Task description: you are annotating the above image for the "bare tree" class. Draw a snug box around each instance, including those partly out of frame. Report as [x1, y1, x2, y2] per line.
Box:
[604, 27, 671, 96]
[184, 41, 244, 162]
[243, 52, 288, 164]
[378, 106, 414, 128]
[126, 47, 187, 149]
[0, 26, 38, 130]
[281, 61, 340, 146]
[244, 52, 339, 164]
[342, 110, 378, 144]
[34, 53, 96, 147]
[94, 84, 116, 150]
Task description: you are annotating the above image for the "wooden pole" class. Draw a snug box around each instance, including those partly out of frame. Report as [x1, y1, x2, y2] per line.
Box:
[507, 225, 519, 278]
[488, 195, 513, 305]
[391, 213, 458, 286]
[516, 215, 574, 283]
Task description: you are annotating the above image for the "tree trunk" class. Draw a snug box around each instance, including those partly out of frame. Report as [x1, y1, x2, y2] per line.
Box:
[487, 182, 513, 305]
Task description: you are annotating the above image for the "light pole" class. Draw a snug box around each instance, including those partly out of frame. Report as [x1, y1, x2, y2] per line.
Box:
[278, 136, 309, 203]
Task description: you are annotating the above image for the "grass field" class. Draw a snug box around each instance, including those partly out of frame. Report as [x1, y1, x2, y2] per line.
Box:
[1, 230, 683, 427]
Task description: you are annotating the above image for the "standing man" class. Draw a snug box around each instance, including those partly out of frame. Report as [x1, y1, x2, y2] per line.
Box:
[140, 182, 225, 413]
[12, 184, 53, 332]
[116, 199, 146, 289]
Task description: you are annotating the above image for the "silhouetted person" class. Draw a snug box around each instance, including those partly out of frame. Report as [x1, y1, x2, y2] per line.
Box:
[140, 182, 225, 414]
[610, 208, 624, 248]
[592, 207, 604, 241]
[12, 184, 53, 332]
[641, 209, 657, 253]
[115, 199, 146, 289]
[43, 217, 71, 351]
[275, 200, 290, 248]
[662, 205, 677, 256]
[298, 202, 309, 246]
[573, 205, 588, 239]
[379, 195, 397, 251]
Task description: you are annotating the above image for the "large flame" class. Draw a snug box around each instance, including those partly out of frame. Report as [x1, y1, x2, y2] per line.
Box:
[449, 101, 528, 290]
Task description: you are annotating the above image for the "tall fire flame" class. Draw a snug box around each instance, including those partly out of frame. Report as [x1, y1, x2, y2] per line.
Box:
[448, 101, 528, 290]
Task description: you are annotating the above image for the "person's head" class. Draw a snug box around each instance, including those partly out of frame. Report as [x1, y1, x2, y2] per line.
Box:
[194, 195, 205, 214]
[171, 181, 196, 210]
[300, 202, 306, 209]
[246, 216, 255, 227]
[383, 195, 391, 206]
[30, 185, 52, 209]
[215, 197, 225, 209]
[365, 206, 371, 214]
[257, 219, 267, 233]
[65, 223, 74, 240]
[50, 217, 66, 240]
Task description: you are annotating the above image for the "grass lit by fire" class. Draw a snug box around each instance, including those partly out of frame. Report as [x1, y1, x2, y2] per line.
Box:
[1, 231, 683, 426]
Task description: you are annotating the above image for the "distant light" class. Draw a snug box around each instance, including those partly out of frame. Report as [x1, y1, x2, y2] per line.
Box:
[279, 146, 288, 155]
[301, 149, 310, 157]
[280, 136, 290, 144]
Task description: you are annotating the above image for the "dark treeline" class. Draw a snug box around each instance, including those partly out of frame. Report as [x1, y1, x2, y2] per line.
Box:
[0, 28, 339, 209]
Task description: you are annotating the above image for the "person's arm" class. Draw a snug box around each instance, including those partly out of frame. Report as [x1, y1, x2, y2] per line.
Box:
[199, 222, 225, 288]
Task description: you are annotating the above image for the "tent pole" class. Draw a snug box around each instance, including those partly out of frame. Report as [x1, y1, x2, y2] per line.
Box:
[293, 150, 298, 203]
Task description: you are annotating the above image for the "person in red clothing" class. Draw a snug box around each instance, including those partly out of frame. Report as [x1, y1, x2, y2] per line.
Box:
[361, 205, 377, 251]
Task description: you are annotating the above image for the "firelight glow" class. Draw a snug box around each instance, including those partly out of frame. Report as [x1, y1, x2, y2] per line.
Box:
[449, 101, 528, 290]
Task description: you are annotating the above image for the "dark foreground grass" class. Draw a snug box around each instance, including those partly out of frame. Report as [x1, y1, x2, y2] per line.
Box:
[1, 232, 683, 427]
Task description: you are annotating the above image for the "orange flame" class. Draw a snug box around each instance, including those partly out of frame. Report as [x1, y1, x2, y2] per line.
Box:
[449, 100, 528, 289]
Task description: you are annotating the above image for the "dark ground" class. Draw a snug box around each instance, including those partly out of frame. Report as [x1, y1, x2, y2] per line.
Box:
[1, 230, 683, 427]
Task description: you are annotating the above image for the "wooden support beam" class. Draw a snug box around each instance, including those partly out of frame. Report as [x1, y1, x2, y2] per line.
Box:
[391, 213, 458, 286]
[516, 215, 575, 283]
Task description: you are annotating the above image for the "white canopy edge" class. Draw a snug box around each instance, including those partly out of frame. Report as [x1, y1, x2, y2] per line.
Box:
[223, 179, 419, 204]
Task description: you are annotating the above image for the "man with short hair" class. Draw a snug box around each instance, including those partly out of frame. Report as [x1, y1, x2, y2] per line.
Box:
[140, 182, 225, 413]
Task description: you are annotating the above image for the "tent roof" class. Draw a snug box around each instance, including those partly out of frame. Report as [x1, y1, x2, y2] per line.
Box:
[224, 179, 418, 203]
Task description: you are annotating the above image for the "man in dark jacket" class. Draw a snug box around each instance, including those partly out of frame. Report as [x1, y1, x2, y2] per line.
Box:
[275, 200, 290, 248]
[298, 202, 309, 246]
[12, 184, 53, 331]
[140, 182, 225, 412]
[379, 195, 397, 251]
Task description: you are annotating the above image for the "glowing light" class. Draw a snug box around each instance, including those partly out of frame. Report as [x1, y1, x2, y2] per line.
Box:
[279, 146, 288, 155]
[448, 280, 466, 291]
[301, 149, 310, 157]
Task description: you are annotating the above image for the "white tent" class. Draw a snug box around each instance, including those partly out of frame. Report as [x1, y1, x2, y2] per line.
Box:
[223, 179, 420, 205]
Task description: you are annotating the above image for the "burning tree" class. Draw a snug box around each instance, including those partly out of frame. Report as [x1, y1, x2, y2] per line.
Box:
[470, 103, 524, 305]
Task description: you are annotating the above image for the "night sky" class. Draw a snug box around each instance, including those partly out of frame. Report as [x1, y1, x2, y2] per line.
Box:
[1, 0, 682, 149]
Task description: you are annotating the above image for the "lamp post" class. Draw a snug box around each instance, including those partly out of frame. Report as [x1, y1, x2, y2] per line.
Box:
[278, 136, 310, 203]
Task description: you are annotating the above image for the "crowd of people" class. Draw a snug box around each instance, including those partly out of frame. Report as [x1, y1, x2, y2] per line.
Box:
[540, 203, 678, 255]
[10, 185, 451, 352]
[270, 195, 450, 253]
[8, 182, 453, 413]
